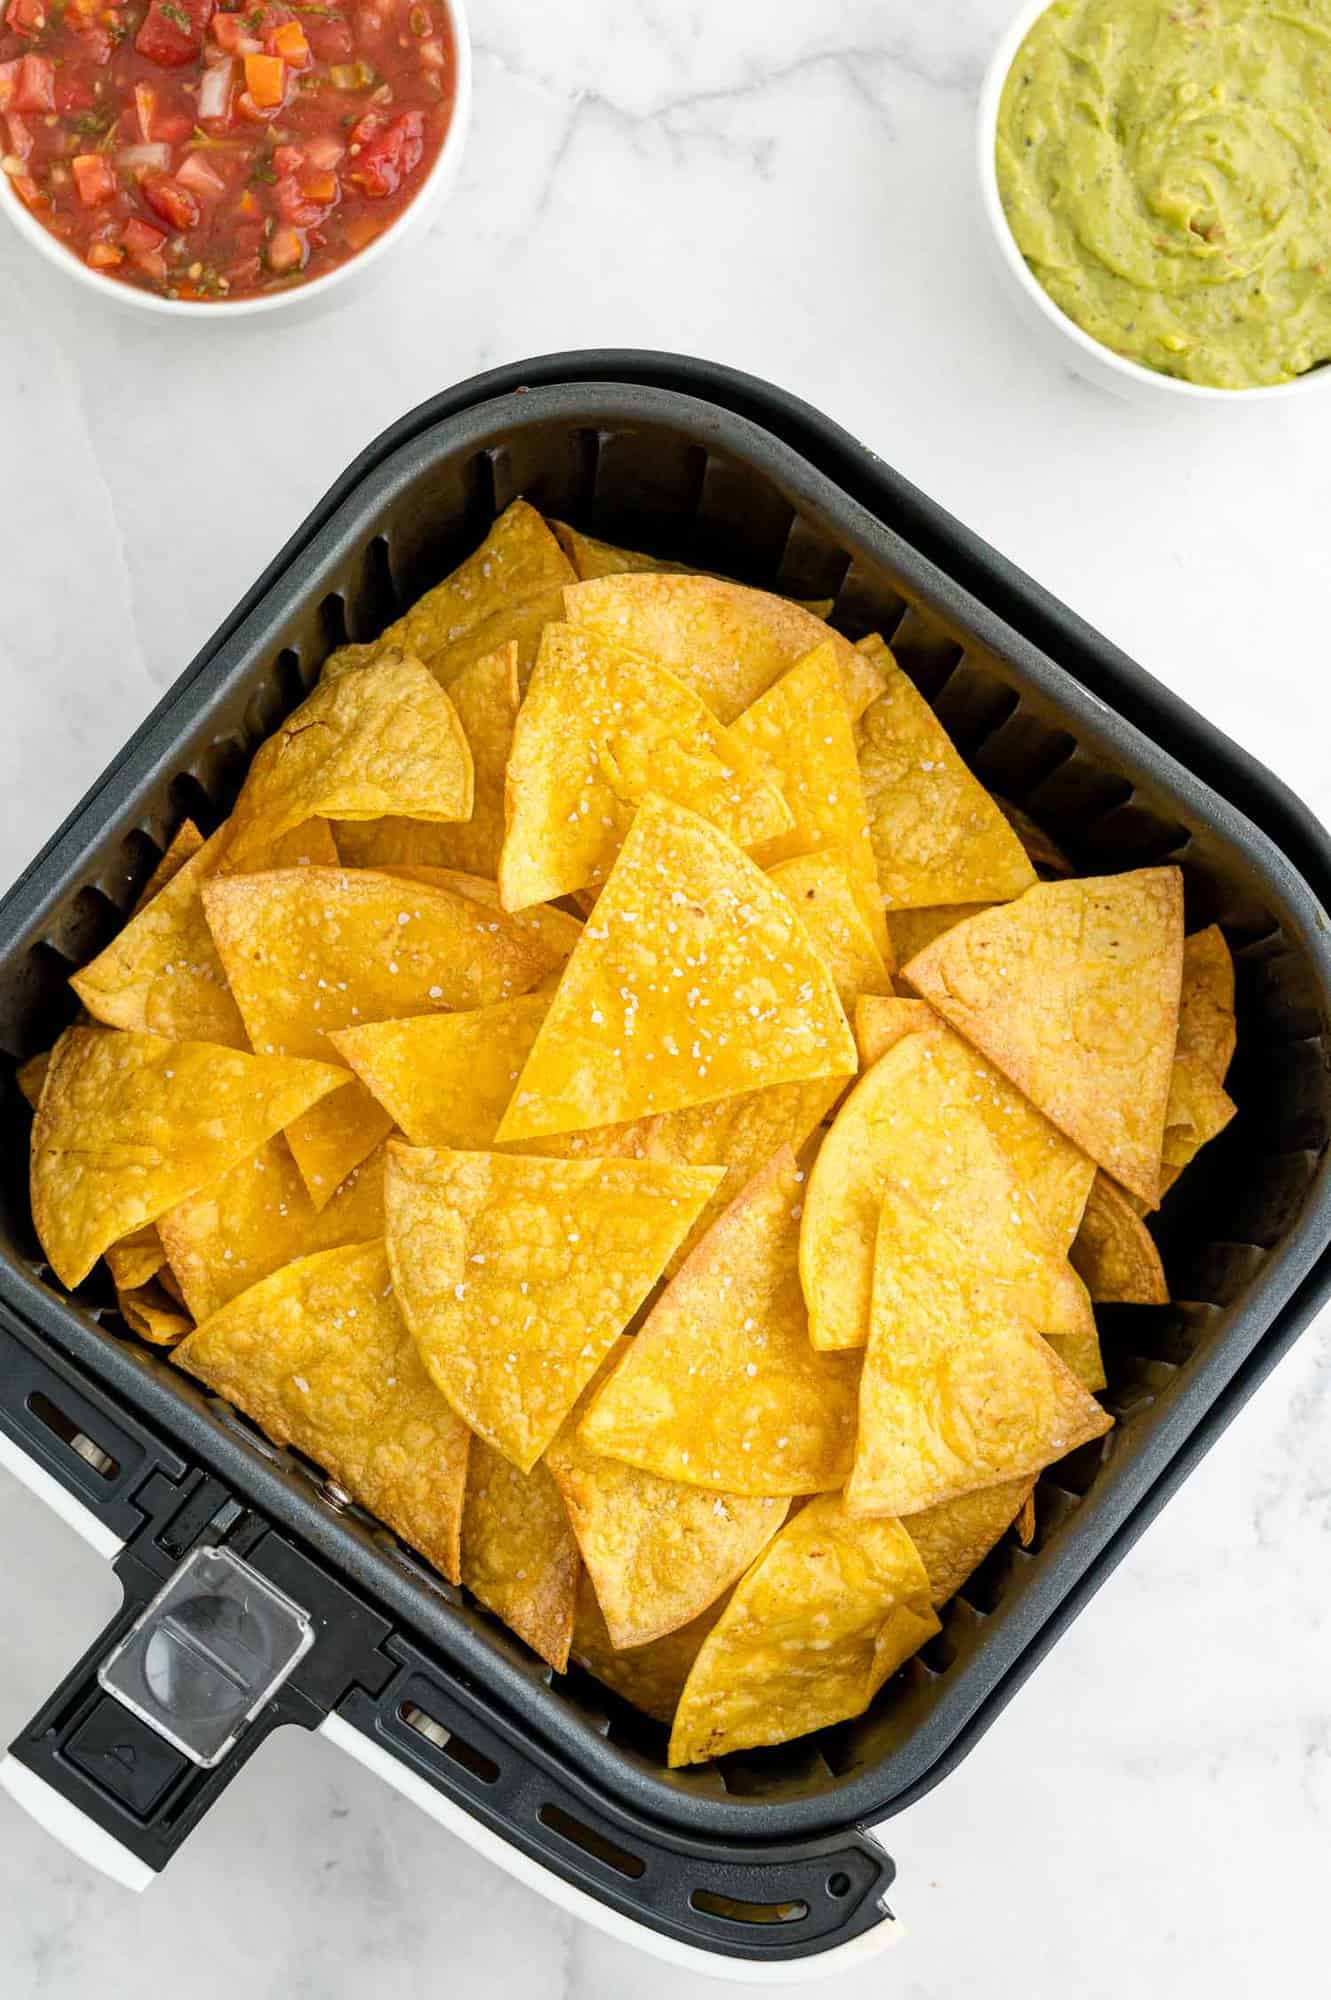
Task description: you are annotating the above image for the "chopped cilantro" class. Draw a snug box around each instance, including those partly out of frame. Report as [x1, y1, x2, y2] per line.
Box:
[160, 0, 193, 30]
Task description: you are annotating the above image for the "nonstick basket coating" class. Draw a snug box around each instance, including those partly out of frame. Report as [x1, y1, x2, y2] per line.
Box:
[2, 373, 1329, 1845]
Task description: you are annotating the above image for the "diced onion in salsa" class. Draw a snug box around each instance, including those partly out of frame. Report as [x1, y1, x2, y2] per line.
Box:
[0, 0, 455, 300]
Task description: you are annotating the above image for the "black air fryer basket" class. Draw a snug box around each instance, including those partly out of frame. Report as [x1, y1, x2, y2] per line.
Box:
[1, 354, 1328, 1972]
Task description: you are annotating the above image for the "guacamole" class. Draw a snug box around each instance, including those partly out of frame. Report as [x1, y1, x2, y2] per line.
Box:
[995, 0, 1331, 388]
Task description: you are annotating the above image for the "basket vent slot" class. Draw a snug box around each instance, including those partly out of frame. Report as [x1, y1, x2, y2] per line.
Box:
[399, 1701, 499, 1784]
[537, 1803, 645, 1879]
[27, 1392, 118, 1479]
[690, 1889, 809, 1927]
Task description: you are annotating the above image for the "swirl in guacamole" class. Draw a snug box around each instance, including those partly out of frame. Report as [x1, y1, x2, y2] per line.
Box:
[995, 0, 1331, 389]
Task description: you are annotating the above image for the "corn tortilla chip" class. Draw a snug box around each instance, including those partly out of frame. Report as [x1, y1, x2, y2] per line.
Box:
[1071, 1172, 1168, 1305]
[768, 850, 892, 1013]
[551, 526, 832, 617]
[569, 1573, 728, 1725]
[549, 1368, 787, 1650]
[176, 1241, 470, 1582]
[903, 1478, 1036, 1608]
[884, 904, 994, 965]
[105, 1222, 167, 1292]
[224, 653, 472, 870]
[995, 798, 1074, 878]
[17, 1050, 50, 1111]
[332, 996, 551, 1151]
[801, 1026, 1097, 1359]
[461, 1437, 580, 1672]
[903, 869, 1184, 1205]
[732, 640, 887, 953]
[497, 798, 856, 1144]
[667, 1497, 938, 1766]
[847, 1187, 1112, 1518]
[132, 820, 205, 911]
[158, 1138, 386, 1322]
[853, 995, 1096, 1254]
[117, 1278, 192, 1345]
[500, 623, 792, 911]
[857, 665, 1037, 910]
[384, 1144, 723, 1472]
[563, 574, 883, 726]
[31, 1027, 345, 1287]
[332, 644, 520, 881]
[580, 1149, 859, 1496]
[376, 866, 584, 965]
[203, 865, 552, 1200]
[1176, 926, 1237, 1082]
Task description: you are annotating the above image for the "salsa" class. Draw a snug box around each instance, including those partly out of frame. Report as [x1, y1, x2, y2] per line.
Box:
[0, 0, 455, 299]
[996, 0, 1331, 390]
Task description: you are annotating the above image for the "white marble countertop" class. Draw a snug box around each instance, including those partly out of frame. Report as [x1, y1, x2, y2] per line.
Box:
[2, 2, 1329, 1992]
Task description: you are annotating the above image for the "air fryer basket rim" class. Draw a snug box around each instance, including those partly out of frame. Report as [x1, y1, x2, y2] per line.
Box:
[2, 361, 1329, 1849]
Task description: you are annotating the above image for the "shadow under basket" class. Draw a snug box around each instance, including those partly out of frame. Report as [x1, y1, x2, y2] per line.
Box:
[1, 354, 1329, 1970]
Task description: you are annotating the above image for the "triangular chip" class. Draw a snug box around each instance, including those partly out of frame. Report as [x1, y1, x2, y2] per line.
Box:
[569, 1572, 729, 1725]
[996, 798, 1074, 878]
[331, 644, 520, 880]
[496, 798, 856, 1144]
[323, 500, 576, 686]
[847, 1187, 1112, 1518]
[117, 1278, 192, 1346]
[132, 820, 205, 911]
[223, 653, 473, 869]
[384, 1144, 723, 1472]
[461, 1438, 580, 1672]
[667, 1497, 938, 1766]
[376, 866, 584, 965]
[581, 1149, 859, 1496]
[158, 1138, 386, 1322]
[732, 640, 887, 951]
[563, 574, 883, 725]
[853, 995, 1096, 1253]
[801, 1026, 1097, 1363]
[1071, 1172, 1168, 1305]
[30, 1027, 345, 1287]
[857, 662, 1037, 910]
[903, 1478, 1036, 1608]
[203, 866, 552, 1199]
[548, 1359, 787, 1650]
[175, 1241, 470, 1582]
[884, 904, 994, 965]
[1154, 926, 1238, 1194]
[902, 869, 1184, 1204]
[17, 1050, 50, 1111]
[105, 1223, 167, 1293]
[768, 850, 892, 1012]
[332, 996, 551, 1150]
[500, 622, 793, 909]
[551, 526, 833, 617]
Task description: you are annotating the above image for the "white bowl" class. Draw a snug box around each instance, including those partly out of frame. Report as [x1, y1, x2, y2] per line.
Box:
[0, 0, 470, 321]
[976, 0, 1331, 406]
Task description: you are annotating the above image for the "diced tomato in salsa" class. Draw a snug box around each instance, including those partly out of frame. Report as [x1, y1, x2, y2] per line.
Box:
[0, 0, 455, 299]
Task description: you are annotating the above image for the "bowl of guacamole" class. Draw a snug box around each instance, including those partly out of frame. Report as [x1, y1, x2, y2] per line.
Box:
[979, 0, 1331, 399]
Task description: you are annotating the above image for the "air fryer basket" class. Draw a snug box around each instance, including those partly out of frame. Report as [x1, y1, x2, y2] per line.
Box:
[2, 364, 1329, 1952]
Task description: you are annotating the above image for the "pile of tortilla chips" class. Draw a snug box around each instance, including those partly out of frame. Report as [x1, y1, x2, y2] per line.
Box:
[24, 501, 1237, 1767]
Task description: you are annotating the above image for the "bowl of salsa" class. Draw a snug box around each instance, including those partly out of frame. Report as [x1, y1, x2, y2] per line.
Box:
[0, 0, 469, 311]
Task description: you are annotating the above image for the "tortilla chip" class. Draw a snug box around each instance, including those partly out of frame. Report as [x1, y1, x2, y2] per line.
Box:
[563, 575, 883, 726]
[331, 645, 520, 880]
[884, 904, 994, 965]
[853, 995, 1096, 1254]
[548, 1371, 787, 1650]
[580, 1149, 859, 1496]
[332, 996, 551, 1150]
[132, 820, 205, 911]
[117, 1278, 192, 1345]
[1161, 1063, 1237, 1180]
[667, 1497, 938, 1766]
[203, 865, 552, 1199]
[857, 664, 1037, 909]
[569, 1573, 728, 1724]
[71, 832, 247, 1047]
[732, 640, 887, 952]
[1176, 926, 1237, 1082]
[1071, 1172, 1169, 1305]
[17, 1051, 50, 1111]
[903, 1478, 1036, 1608]
[375, 867, 584, 966]
[801, 1026, 1097, 1363]
[902, 870, 1184, 1205]
[30, 1027, 345, 1287]
[847, 1186, 1112, 1518]
[224, 653, 472, 870]
[383, 1144, 723, 1472]
[996, 798, 1074, 878]
[105, 1223, 167, 1292]
[461, 1438, 580, 1672]
[499, 623, 792, 911]
[768, 850, 892, 1012]
[324, 501, 575, 687]
[497, 798, 856, 1144]
[158, 1138, 386, 1322]
[175, 1240, 470, 1582]
[551, 527, 832, 616]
